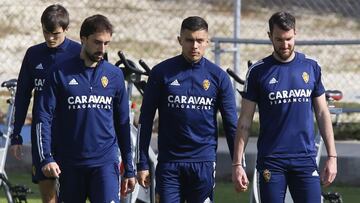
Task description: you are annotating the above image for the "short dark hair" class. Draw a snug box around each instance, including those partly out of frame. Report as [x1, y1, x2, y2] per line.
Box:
[41, 4, 69, 32]
[268, 12, 296, 34]
[180, 16, 208, 33]
[80, 14, 113, 38]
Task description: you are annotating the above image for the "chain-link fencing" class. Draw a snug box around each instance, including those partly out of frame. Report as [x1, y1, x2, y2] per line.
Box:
[0, 0, 235, 81]
[0, 0, 359, 122]
[217, 0, 360, 104]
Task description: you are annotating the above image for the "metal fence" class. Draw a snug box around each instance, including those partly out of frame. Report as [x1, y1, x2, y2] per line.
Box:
[0, 0, 359, 118]
[216, 0, 360, 105]
[0, 0, 235, 82]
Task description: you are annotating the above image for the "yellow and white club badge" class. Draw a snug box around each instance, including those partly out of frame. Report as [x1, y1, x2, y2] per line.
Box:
[101, 76, 108, 88]
[203, 79, 210, 91]
[302, 72, 309, 84]
[263, 169, 271, 183]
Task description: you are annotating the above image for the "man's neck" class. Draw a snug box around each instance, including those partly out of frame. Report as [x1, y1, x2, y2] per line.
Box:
[80, 52, 97, 68]
[182, 53, 201, 64]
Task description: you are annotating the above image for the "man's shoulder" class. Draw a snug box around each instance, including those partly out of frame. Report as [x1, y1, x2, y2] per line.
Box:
[203, 57, 220, 69]
[26, 42, 48, 54]
[201, 57, 228, 78]
[66, 39, 81, 49]
[296, 52, 319, 66]
[66, 38, 80, 45]
[102, 59, 119, 70]
[247, 58, 267, 74]
[155, 55, 179, 68]
[60, 39, 81, 57]
[101, 60, 124, 77]
[53, 55, 81, 72]
[150, 55, 180, 76]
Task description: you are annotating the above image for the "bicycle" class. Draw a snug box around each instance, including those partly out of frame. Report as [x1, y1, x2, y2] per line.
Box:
[227, 63, 343, 203]
[0, 79, 31, 203]
[115, 51, 157, 203]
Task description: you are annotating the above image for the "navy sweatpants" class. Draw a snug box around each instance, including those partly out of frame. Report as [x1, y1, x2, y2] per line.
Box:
[256, 157, 321, 203]
[155, 162, 215, 203]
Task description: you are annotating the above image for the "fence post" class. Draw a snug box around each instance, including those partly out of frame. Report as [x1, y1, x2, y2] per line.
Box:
[214, 40, 221, 66]
[234, 0, 241, 105]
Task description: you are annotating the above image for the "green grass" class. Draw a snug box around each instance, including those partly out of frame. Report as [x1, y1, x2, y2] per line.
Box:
[0, 171, 41, 202]
[214, 181, 360, 203]
[322, 185, 360, 203]
[337, 101, 360, 109]
[1, 172, 359, 202]
[215, 182, 249, 202]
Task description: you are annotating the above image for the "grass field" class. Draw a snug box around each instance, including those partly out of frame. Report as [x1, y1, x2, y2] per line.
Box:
[1, 172, 359, 202]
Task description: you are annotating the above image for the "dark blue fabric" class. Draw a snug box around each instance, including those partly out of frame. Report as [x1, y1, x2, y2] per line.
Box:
[155, 162, 215, 203]
[58, 163, 120, 203]
[138, 55, 237, 170]
[257, 157, 321, 203]
[35, 57, 134, 177]
[243, 52, 325, 159]
[12, 38, 81, 183]
[13, 38, 81, 138]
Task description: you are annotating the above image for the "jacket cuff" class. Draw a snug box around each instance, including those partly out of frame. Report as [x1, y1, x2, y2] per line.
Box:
[123, 169, 136, 178]
[40, 157, 55, 169]
[10, 134, 23, 145]
[137, 162, 150, 171]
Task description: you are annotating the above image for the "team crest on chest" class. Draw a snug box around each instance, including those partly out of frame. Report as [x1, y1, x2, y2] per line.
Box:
[203, 79, 210, 91]
[302, 72, 309, 83]
[101, 76, 108, 88]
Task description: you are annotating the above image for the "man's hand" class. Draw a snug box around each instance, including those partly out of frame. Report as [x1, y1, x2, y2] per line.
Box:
[232, 165, 249, 192]
[137, 170, 151, 188]
[41, 162, 61, 178]
[10, 145, 23, 160]
[321, 157, 337, 187]
[121, 177, 137, 197]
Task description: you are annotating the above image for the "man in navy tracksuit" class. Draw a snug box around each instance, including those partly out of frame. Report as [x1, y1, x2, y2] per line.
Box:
[137, 16, 237, 203]
[35, 14, 136, 202]
[10, 4, 81, 202]
[232, 12, 337, 203]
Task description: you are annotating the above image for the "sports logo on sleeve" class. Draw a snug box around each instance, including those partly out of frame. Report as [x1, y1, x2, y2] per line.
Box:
[203, 79, 210, 91]
[302, 72, 309, 83]
[101, 76, 108, 88]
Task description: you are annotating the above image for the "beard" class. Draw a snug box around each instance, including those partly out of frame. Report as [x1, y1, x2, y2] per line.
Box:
[85, 49, 104, 62]
[274, 46, 295, 61]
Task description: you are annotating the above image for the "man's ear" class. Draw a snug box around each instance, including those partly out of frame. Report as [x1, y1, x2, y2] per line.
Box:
[80, 36, 86, 45]
[177, 36, 182, 45]
[267, 31, 273, 42]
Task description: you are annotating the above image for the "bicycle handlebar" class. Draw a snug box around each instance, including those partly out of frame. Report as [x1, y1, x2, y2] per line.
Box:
[139, 59, 151, 75]
[1, 79, 17, 88]
[226, 68, 245, 85]
[117, 51, 149, 76]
